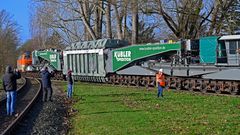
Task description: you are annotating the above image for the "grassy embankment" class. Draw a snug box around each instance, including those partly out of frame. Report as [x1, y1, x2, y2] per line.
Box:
[66, 82, 240, 135]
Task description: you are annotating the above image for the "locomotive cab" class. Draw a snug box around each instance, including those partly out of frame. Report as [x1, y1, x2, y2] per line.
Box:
[216, 35, 240, 66]
[17, 51, 32, 72]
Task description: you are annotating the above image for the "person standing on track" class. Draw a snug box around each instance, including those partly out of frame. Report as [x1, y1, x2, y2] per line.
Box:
[66, 69, 73, 98]
[2, 65, 21, 116]
[156, 68, 165, 98]
[41, 67, 53, 102]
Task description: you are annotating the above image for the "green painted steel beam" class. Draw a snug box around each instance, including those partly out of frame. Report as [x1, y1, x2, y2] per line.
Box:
[33, 50, 61, 70]
[112, 42, 181, 72]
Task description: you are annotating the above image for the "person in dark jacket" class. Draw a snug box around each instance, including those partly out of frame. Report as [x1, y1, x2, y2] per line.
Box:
[41, 67, 53, 102]
[66, 70, 73, 98]
[2, 65, 21, 116]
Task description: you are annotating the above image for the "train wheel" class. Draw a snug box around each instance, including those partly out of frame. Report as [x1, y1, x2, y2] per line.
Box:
[230, 82, 237, 95]
[107, 76, 112, 84]
[112, 75, 116, 85]
[165, 79, 170, 90]
[115, 75, 119, 84]
[189, 80, 194, 92]
[184, 79, 191, 90]
[230, 89, 237, 95]
[135, 76, 140, 87]
[215, 81, 221, 94]
[142, 77, 147, 88]
[200, 80, 207, 93]
[127, 76, 131, 87]
[176, 78, 181, 91]
[119, 76, 123, 85]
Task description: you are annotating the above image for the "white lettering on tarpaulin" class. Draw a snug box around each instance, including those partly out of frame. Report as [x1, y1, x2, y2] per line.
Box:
[139, 46, 166, 51]
[39, 52, 47, 55]
[114, 51, 132, 61]
[50, 54, 57, 62]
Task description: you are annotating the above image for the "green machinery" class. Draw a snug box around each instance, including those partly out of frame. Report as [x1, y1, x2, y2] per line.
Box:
[32, 49, 62, 71]
[63, 39, 181, 82]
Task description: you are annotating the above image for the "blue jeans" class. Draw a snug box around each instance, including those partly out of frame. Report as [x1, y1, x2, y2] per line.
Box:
[67, 84, 73, 98]
[6, 91, 17, 115]
[157, 84, 163, 97]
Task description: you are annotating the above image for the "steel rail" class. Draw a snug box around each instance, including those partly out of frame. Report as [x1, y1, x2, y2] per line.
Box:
[0, 78, 41, 135]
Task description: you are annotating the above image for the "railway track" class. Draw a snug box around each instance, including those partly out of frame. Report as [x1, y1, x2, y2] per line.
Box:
[0, 78, 41, 135]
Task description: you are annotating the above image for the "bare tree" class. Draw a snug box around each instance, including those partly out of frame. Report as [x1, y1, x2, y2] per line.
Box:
[209, 0, 240, 35]
[30, 0, 240, 45]
[0, 10, 19, 74]
[154, 0, 214, 39]
[31, 0, 96, 43]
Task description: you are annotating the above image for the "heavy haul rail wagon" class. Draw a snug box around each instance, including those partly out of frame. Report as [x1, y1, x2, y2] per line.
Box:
[150, 35, 240, 95]
[19, 35, 240, 95]
[63, 35, 240, 95]
[63, 39, 181, 87]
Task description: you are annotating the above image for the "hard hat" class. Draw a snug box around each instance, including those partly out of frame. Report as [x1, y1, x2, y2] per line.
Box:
[159, 69, 163, 72]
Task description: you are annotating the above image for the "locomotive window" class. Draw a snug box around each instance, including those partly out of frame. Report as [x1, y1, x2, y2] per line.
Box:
[229, 41, 237, 54]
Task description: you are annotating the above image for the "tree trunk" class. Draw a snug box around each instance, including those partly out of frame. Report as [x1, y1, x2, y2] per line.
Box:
[98, 1, 103, 39]
[122, 1, 128, 39]
[131, 1, 138, 44]
[105, 1, 112, 39]
[113, 0, 123, 40]
[79, 1, 97, 40]
[83, 0, 90, 40]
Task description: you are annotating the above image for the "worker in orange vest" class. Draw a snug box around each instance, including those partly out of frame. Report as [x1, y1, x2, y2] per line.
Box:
[156, 69, 165, 98]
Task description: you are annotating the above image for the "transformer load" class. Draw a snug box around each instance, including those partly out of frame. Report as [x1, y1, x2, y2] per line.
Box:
[62, 39, 182, 82]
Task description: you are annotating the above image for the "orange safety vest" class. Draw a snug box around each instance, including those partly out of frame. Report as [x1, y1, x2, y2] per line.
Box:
[156, 73, 165, 87]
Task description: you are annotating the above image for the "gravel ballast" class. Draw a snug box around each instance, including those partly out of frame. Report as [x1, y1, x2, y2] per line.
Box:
[13, 82, 71, 135]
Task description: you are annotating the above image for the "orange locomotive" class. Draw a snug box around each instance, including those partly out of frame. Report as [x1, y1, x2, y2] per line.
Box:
[17, 51, 32, 72]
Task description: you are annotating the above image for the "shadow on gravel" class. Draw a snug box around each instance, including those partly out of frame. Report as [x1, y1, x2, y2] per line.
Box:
[13, 82, 68, 135]
[12, 93, 44, 135]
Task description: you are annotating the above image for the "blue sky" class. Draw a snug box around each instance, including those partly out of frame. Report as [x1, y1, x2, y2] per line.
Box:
[0, 0, 30, 43]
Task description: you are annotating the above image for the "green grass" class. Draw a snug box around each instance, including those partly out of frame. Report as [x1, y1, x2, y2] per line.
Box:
[67, 82, 240, 135]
